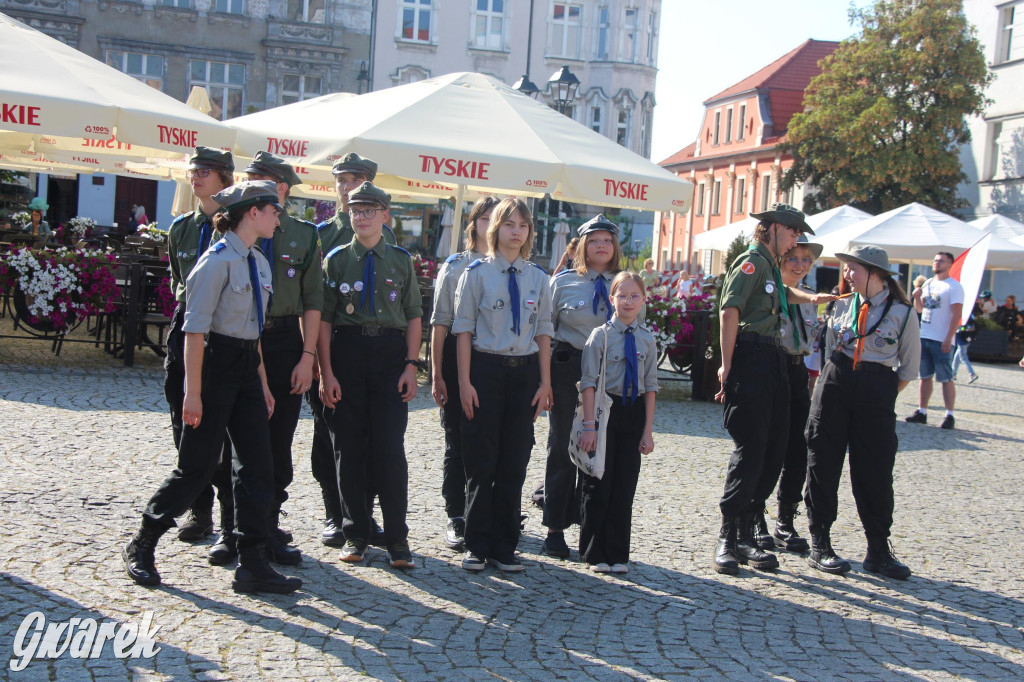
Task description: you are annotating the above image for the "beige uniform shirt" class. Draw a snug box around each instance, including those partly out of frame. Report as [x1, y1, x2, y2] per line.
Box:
[580, 317, 660, 396]
[781, 285, 820, 357]
[430, 249, 484, 328]
[825, 286, 921, 381]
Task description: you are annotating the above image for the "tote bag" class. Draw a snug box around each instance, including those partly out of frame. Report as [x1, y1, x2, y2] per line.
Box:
[568, 327, 612, 479]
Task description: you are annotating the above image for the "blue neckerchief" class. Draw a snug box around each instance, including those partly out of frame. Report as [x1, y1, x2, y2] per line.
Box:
[361, 250, 375, 310]
[248, 253, 263, 336]
[198, 216, 211, 254]
[508, 265, 521, 335]
[623, 327, 639, 405]
[593, 274, 611, 321]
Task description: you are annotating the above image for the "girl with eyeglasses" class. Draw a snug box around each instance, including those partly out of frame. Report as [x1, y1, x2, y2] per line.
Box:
[575, 271, 658, 574]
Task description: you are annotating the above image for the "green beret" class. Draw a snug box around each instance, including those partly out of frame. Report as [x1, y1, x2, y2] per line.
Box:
[244, 151, 302, 187]
[332, 153, 378, 180]
[347, 181, 390, 209]
[188, 146, 234, 172]
[211, 180, 284, 212]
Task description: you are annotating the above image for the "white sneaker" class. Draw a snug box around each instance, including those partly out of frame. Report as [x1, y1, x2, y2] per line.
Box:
[591, 563, 611, 573]
[968, 374, 979, 384]
[610, 563, 629, 574]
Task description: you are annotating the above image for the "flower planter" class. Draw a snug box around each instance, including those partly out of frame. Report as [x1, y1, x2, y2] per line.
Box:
[13, 288, 75, 333]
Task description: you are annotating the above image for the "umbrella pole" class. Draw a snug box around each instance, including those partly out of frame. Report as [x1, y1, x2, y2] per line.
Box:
[449, 184, 466, 256]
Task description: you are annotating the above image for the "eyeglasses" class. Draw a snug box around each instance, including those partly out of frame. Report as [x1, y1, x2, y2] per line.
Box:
[785, 256, 814, 266]
[187, 168, 214, 179]
[349, 208, 379, 219]
[613, 294, 644, 303]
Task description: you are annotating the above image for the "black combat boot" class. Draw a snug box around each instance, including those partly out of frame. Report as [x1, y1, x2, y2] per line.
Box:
[177, 501, 214, 542]
[321, 491, 347, 547]
[713, 516, 739, 575]
[807, 529, 851, 574]
[773, 502, 810, 553]
[736, 512, 779, 570]
[208, 504, 238, 566]
[752, 508, 774, 550]
[267, 509, 302, 566]
[232, 544, 303, 594]
[123, 521, 169, 587]
[863, 537, 911, 580]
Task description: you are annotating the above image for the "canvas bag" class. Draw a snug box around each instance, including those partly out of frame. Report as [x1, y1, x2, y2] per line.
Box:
[568, 327, 613, 479]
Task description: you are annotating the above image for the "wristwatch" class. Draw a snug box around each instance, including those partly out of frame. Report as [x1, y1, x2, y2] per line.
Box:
[406, 358, 421, 369]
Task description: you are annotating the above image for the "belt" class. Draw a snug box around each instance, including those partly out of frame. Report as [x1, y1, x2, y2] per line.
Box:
[735, 332, 782, 348]
[554, 340, 583, 356]
[334, 324, 405, 338]
[829, 351, 894, 374]
[207, 332, 259, 351]
[264, 315, 300, 330]
[787, 353, 807, 365]
[473, 350, 537, 368]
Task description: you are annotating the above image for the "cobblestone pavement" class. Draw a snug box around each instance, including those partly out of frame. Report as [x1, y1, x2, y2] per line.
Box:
[1, 331, 1023, 681]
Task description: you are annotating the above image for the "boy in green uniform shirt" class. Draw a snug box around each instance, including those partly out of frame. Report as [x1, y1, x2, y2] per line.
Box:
[316, 182, 422, 569]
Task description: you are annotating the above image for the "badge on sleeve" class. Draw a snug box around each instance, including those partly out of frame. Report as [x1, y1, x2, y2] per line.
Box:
[765, 281, 775, 294]
[289, 241, 297, 248]
[286, 267, 296, 279]
[740, 262, 756, 275]
[389, 290, 398, 302]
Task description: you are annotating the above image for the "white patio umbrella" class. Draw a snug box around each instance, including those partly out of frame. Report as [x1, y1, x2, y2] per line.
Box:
[692, 217, 758, 252]
[226, 72, 693, 252]
[0, 12, 233, 167]
[969, 214, 1024, 241]
[812, 202, 1024, 268]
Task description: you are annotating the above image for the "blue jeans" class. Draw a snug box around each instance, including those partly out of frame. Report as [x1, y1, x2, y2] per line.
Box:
[952, 337, 976, 378]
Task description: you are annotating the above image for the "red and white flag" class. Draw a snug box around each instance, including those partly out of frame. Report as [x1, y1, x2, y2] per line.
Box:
[949, 232, 992, 325]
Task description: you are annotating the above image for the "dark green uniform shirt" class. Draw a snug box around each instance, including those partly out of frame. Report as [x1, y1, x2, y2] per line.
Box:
[167, 208, 222, 303]
[322, 237, 421, 329]
[317, 211, 397, 255]
[719, 241, 785, 338]
[261, 213, 323, 317]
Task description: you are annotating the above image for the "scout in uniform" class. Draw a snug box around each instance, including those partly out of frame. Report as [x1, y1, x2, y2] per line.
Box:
[754, 236, 822, 553]
[220, 151, 323, 566]
[123, 181, 301, 595]
[430, 196, 499, 551]
[310, 152, 393, 547]
[452, 197, 554, 573]
[165, 146, 234, 543]
[316, 182, 422, 569]
[713, 204, 831, 576]
[805, 245, 920, 579]
[542, 214, 622, 560]
[576, 272, 658, 574]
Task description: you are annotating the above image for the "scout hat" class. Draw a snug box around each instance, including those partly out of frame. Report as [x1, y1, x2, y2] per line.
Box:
[27, 197, 48, 212]
[980, 290, 992, 299]
[332, 153, 378, 180]
[836, 244, 890, 271]
[578, 214, 619, 236]
[244, 151, 302, 187]
[188, 146, 234, 172]
[211, 180, 284, 212]
[347, 181, 390, 209]
[790, 235, 823, 261]
[751, 203, 814, 235]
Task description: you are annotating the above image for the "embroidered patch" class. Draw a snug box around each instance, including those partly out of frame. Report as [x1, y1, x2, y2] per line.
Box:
[529, 313, 537, 325]
[578, 300, 586, 307]
[740, 262, 755, 275]
[389, 290, 398, 302]
[874, 335, 888, 348]
[286, 267, 296, 279]
[526, 299, 536, 307]
[289, 241, 297, 248]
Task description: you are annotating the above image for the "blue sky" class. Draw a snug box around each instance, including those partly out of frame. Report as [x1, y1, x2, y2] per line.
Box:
[651, 0, 870, 163]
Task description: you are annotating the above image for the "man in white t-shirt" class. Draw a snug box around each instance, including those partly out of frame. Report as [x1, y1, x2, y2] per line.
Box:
[906, 252, 964, 430]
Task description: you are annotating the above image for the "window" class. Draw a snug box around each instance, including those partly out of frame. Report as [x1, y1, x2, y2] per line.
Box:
[621, 7, 638, 62]
[735, 176, 746, 214]
[549, 4, 582, 59]
[695, 182, 705, 216]
[471, 0, 504, 49]
[288, 0, 325, 23]
[760, 174, 772, 211]
[712, 110, 721, 145]
[400, 0, 433, 43]
[106, 51, 164, 91]
[711, 179, 721, 215]
[616, 108, 630, 147]
[725, 108, 733, 143]
[281, 74, 322, 104]
[661, 248, 669, 269]
[737, 104, 746, 140]
[646, 11, 657, 64]
[596, 6, 610, 59]
[676, 249, 683, 268]
[191, 60, 245, 120]
[999, 2, 1024, 63]
[161, 0, 190, 7]
[589, 104, 603, 134]
[214, 0, 244, 14]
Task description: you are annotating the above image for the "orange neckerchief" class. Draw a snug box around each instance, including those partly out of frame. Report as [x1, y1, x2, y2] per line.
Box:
[852, 297, 870, 370]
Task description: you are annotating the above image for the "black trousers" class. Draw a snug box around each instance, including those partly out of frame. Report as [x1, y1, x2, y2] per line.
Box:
[579, 396, 645, 565]
[144, 337, 275, 549]
[162, 304, 229, 514]
[258, 320, 304, 510]
[776, 358, 811, 506]
[329, 331, 409, 544]
[461, 351, 538, 560]
[543, 344, 583, 530]
[719, 341, 790, 517]
[805, 353, 899, 541]
[306, 379, 343, 520]
[439, 333, 467, 518]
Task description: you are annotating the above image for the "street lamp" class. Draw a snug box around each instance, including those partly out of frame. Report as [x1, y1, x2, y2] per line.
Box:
[356, 61, 370, 95]
[548, 66, 580, 115]
[513, 75, 540, 98]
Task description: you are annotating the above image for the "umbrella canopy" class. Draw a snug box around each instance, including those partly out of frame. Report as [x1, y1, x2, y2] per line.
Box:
[0, 12, 233, 165]
[226, 72, 693, 214]
[804, 204, 873, 237]
[692, 217, 758, 252]
[812, 202, 1024, 269]
[969, 214, 1024, 241]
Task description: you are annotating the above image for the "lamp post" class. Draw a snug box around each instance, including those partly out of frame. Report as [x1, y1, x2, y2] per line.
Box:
[514, 0, 540, 98]
[356, 61, 370, 95]
[548, 65, 581, 116]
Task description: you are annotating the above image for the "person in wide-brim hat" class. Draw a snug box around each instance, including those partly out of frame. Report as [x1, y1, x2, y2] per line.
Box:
[751, 203, 814, 236]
